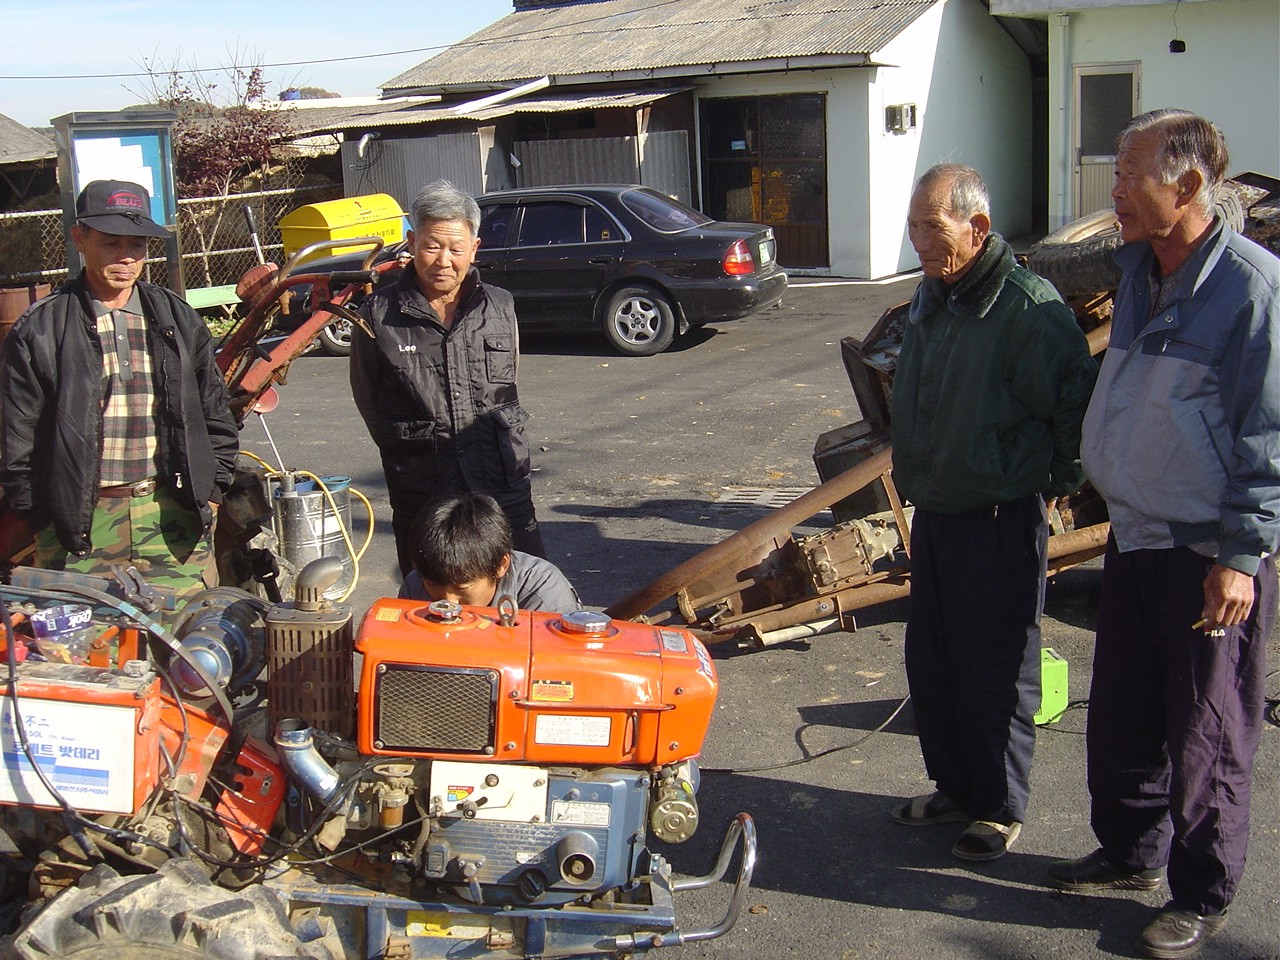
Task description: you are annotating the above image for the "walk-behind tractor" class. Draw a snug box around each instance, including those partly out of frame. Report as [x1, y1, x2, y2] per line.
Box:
[0, 559, 754, 959]
[0, 236, 755, 958]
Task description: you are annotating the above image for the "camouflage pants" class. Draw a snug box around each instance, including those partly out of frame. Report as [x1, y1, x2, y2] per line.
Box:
[33, 486, 215, 598]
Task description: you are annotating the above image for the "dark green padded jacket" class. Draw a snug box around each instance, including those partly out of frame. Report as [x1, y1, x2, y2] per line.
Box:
[890, 235, 1096, 514]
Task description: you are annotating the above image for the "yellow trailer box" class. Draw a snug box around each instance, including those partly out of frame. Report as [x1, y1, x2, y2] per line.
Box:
[278, 194, 405, 266]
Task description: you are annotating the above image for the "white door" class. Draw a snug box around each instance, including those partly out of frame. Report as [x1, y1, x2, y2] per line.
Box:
[1073, 63, 1140, 218]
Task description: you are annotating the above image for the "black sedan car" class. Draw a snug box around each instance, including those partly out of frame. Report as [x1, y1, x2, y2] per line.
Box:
[280, 185, 787, 357]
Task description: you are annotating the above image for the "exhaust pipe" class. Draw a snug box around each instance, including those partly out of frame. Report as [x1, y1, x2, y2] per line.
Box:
[274, 719, 340, 802]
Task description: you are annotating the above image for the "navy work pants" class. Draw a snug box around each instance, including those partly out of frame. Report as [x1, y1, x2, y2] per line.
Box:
[904, 495, 1048, 824]
[1087, 538, 1276, 915]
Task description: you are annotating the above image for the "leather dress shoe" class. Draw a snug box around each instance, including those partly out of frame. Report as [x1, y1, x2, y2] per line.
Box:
[1137, 904, 1227, 959]
[1047, 849, 1164, 892]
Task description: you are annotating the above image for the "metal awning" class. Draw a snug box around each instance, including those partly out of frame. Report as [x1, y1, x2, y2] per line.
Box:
[286, 88, 691, 138]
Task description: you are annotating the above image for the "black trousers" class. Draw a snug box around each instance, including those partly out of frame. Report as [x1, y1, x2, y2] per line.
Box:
[1087, 538, 1276, 915]
[904, 495, 1048, 824]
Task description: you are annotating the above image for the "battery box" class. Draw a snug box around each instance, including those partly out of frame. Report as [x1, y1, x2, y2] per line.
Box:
[1034, 647, 1069, 726]
[0, 662, 162, 815]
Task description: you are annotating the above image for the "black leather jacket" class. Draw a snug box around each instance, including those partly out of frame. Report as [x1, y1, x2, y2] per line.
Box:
[350, 267, 532, 505]
[0, 274, 239, 554]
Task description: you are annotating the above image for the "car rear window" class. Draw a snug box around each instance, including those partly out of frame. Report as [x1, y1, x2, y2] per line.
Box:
[619, 189, 713, 233]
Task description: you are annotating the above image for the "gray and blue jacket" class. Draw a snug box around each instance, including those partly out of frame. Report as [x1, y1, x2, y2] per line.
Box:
[1081, 218, 1280, 575]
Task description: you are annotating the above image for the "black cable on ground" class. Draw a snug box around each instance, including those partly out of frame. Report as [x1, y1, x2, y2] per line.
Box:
[1035, 698, 1090, 734]
[700, 693, 912, 775]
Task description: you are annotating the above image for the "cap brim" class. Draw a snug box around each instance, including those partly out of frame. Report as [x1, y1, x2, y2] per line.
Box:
[78, 213, 169, 239]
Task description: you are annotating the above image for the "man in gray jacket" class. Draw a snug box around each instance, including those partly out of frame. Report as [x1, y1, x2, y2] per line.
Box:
[1049, 110, 1280, 960]
[398, 493, 579, 613]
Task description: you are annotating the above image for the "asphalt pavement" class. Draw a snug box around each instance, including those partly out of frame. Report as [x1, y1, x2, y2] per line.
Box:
[238, 278, 1279, 960]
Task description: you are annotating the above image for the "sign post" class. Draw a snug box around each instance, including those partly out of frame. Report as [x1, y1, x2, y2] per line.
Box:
[52, 111, 183, 294]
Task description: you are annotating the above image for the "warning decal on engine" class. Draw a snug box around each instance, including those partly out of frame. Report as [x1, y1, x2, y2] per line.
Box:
[531, 680, 574, 702]
[374, 607, 402, 621]
[551, 799, 611, 826]
[534, 714, 611, 747]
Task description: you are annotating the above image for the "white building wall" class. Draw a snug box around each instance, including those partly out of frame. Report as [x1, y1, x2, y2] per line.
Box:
[694, 0, 1031, 278]
[872, 0, 1035, 275]
[1045, 0, 1279, 227]
[694, 70, 871, 277]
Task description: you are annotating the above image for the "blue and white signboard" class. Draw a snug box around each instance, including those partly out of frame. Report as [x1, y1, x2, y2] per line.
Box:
[69, 129, 174, 227]
[52, 111, 182, 290]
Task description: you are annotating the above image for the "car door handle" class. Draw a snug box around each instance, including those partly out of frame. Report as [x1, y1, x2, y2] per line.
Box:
[589, 256, 614, 265]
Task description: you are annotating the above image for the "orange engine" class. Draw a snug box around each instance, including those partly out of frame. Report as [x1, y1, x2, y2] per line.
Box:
[355, 602, 717, 767]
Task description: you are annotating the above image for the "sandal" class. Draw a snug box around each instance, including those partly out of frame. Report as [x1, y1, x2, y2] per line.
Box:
[952, 820, 1022, 862]
[890, 791, 968, 827]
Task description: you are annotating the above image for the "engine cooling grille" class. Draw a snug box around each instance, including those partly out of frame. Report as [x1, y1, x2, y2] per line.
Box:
[374, 664, 497, 754]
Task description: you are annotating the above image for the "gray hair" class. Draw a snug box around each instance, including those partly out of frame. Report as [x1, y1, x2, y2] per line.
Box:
[915, 163, 991, 220]
[1117, 109, 1228, 218]
[410, 179, 482, 236]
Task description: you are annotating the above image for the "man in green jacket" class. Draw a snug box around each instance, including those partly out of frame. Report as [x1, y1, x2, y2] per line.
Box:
[888, 164, 1095, 861]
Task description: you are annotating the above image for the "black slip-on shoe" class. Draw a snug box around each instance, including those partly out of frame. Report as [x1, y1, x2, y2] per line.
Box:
[1136, 903, 1227, 959]
[1047, 849, 1164, 892]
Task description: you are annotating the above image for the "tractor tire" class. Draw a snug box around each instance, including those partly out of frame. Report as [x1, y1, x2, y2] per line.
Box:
[1026, 209, 1124, 299]
[1028, 189, 1248, 300]
[3, 859, 340, 960]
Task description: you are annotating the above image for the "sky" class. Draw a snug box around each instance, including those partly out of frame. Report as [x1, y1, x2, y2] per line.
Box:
[1, 0, 516, 129]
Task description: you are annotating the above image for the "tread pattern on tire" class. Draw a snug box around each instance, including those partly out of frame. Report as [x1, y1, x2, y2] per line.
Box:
[1026, 210, 1123, 299]
[5, 859, 340, 960]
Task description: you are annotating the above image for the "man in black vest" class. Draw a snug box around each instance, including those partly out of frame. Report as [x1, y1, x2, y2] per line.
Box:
[351, 179, 545, 574]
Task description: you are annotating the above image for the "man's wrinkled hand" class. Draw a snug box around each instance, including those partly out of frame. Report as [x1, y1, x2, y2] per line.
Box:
[1200, 563, 1255, 628]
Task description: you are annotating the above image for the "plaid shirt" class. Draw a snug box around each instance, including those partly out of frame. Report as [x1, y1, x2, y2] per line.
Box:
[93, 291, 161, 485]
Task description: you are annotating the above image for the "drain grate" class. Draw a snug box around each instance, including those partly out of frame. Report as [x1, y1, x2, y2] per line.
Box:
[715, 487, 813, 509]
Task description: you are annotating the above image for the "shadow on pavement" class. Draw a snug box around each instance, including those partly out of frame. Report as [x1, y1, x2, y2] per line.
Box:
[665, 773, 1166, 955]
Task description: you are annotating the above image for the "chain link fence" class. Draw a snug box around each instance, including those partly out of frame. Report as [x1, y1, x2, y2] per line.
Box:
[0, 169, 343, 292]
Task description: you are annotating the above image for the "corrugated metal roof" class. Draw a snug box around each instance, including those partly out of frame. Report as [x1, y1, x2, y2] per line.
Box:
[286, 88, 689, 137]
[0, 113, 56, 166]
[383, 0, 936, 94]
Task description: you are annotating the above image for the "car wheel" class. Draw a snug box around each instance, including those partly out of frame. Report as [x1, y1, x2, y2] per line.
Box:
[316, 317, 353, 357]
[601, 285, 676, 356]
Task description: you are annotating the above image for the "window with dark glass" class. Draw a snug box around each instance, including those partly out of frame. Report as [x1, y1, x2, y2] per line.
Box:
[516, 202, 586, 246]
[478, 203, 516, 248]
[700, 93, 829, 267]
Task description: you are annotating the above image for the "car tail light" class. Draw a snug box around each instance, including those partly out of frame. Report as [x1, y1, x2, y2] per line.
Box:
[722, 239, 756, 276]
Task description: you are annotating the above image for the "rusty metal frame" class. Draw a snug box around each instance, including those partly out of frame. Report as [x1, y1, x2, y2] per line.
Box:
[215, 236, 399, 423]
